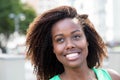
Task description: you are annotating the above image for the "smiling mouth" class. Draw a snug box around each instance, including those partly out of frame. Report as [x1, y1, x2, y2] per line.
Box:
[65, 52, 80, 61]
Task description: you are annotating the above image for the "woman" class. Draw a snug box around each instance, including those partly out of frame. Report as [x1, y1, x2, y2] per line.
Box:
[26, 6, 120, 80]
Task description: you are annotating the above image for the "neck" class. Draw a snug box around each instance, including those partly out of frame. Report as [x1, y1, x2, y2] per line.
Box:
[60, 62, 95, 80]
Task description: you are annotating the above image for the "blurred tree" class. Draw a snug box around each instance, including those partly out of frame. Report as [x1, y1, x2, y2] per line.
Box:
[0, 0, 36, 53]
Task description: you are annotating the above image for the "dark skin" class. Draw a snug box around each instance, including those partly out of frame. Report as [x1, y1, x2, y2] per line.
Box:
[52, 18, 120, 80]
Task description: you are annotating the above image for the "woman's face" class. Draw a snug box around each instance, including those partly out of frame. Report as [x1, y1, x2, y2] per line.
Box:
[52, 18, 89, 68]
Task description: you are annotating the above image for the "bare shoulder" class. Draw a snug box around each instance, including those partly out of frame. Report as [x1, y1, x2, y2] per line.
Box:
[107, 69, 120, 80]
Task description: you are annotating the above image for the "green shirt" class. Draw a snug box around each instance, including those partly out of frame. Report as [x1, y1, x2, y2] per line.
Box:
[50, 68, 112, 80]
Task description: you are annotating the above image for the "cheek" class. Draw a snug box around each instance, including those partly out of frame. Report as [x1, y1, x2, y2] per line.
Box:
[53, 43, 65, 55]
[83, 42, 89, 56]
[78, 40, 88, 54]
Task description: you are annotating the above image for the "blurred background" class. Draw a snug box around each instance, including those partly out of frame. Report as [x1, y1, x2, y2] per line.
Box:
[0, 0, 120, 80]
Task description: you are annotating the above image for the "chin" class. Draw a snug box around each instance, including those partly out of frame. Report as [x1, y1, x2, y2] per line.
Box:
[66, 62, 83, 69]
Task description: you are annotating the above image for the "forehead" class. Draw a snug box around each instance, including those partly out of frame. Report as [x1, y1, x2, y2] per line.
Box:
[52, 18, 82, 32]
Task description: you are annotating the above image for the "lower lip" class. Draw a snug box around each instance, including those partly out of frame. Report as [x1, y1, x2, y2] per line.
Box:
[65, 53, 80, 61]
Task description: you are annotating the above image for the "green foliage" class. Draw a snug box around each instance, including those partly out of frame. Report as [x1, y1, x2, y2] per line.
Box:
[0, 0, 36, 53]
[0, 0, 36, 35]
[20, 6, 36, 34]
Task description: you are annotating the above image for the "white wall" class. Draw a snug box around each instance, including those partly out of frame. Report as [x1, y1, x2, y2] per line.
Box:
[113, 0, 120, 41]
[0, 54, 25, 80]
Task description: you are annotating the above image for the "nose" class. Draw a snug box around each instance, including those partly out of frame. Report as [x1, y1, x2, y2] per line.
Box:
[65, 39, 75, 50]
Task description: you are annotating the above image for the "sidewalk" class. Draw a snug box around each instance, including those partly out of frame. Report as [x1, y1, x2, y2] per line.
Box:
[25, 61, 36, 80]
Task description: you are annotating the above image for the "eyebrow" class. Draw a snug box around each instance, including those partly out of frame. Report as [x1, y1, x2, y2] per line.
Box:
[71, 30, 81, 34]
[54, 30, 81, 38]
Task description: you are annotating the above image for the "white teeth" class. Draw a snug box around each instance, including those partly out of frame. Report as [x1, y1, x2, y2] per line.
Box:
[66, 53, 79, 60]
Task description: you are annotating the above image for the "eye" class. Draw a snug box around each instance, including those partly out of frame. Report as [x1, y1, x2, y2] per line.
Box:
[56, 38, 64, 43]
[72, 35, 81, 40]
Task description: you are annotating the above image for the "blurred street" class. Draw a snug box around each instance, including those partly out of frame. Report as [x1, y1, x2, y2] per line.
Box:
[25, 61, 36, 80]
[0, 51, 120, 80]
[103, 51, 120, 73]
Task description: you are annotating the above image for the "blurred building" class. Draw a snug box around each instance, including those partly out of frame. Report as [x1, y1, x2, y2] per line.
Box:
[21, 0, 120, 43]
[21, 0, 71, 14]
[113, 0, 120, 42]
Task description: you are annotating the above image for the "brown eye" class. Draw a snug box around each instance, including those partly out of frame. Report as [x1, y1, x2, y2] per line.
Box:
[72, 35, 81, 40]
[56, 38, 64, 43]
